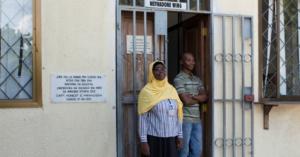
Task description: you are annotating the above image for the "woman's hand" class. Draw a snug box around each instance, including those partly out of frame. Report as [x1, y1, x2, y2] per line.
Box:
[176, 137, 183, 150]
[141, 142, 150, 156]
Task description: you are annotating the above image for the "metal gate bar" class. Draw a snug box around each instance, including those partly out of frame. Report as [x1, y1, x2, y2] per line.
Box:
[211, 12, 215, 157]
[116, 0, 123, 156]
[132, 3, 138, 156]
[143, 11, 148, 84]
[164, 32, 168, 65]
[221, 16, 227, 157]
[231, 16, 236, 157]
[241, 17, 246, 157]
[250, 17, 254, 157]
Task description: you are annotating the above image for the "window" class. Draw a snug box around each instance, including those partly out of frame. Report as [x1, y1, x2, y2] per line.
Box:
[261, 0, 300, 100]
[0, 0, 41, 107]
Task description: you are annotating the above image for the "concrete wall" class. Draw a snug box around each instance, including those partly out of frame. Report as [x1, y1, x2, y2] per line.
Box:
[255, 105, 300, 157]
[213, 0, 300, 157]
[0, 0, 116, 157]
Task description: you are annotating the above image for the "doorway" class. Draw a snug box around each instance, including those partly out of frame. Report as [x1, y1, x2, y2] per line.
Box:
[117, 10, 212, 157]
[167, 12, 212, 157]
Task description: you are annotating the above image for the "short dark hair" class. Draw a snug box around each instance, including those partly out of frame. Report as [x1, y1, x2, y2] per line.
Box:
[180, 52, 194, 61]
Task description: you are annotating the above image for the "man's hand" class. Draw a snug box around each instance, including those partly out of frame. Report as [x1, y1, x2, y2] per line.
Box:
[176, 137, 183, 150]
[141, 142, 150, 156]
[179, 94, 199, 106]
[193, 88, 208, 103]
[192, 94, 207, 102]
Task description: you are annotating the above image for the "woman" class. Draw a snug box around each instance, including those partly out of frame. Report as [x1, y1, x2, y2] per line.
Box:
[138, 61, 183, 157]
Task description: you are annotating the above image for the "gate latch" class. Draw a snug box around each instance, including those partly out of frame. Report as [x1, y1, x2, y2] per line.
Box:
[244, 94, 254, 102]
[243, 87, 254, 110]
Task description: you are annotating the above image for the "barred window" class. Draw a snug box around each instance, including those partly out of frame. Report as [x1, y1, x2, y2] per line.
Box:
[262, 0, 300, 100]
[0, 0, 41, 106]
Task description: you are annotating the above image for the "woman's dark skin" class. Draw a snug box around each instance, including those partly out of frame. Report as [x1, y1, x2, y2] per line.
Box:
[140, 62, 183, 156]
[152, 63, 166, 81]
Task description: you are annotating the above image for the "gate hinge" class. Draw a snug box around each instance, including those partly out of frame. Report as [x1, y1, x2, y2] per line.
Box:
[202, 27, 208, 37]
[117, 23, 120, 30]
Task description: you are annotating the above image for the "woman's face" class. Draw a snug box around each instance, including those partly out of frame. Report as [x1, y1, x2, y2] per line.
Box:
[152, 63, 166, 81]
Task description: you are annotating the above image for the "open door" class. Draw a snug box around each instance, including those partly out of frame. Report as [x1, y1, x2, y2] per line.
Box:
[181, 15, 211, 157]
[168, 13, 212, 157]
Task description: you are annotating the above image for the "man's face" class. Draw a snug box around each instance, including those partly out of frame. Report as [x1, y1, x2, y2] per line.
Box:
[181, 53, 195, 71]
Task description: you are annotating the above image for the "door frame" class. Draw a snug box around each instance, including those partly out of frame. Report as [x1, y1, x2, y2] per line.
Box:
[116, 1, 213, 157]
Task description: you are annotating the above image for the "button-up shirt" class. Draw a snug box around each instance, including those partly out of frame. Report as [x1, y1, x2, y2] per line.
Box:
[139, 99, 183, 143]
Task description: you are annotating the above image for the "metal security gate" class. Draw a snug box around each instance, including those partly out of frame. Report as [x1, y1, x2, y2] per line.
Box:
[116, 1, 212, 157]
[116, 8, 169, 157]
[117, 11, 167, 157]
[116, 1, 255, 157]
[211, 15, 254, 157]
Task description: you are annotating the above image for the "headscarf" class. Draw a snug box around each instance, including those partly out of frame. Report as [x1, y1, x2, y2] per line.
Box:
[138, 61, 183, 121]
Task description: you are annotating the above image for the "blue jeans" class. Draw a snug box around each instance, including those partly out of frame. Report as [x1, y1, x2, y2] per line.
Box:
[179, 121, 202, 157]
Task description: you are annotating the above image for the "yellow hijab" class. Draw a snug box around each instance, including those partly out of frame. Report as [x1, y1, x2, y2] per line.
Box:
[138, 61, 183, 121]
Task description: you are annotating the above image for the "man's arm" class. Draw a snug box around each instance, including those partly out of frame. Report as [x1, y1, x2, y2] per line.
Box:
[192, 80, 208, 103]
[178, 93, 199, 106]
[192, 93, 207, 103]
[174, 77, 197, 106]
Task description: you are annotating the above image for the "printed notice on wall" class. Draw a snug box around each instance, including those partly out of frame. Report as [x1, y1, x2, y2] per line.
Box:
[51, 74, 106, 103]
[126, 35, 153, 54]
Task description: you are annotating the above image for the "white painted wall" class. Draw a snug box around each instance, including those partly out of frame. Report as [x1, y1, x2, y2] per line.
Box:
[213, 0, 300, 157]
[0, 0, 116, 157]
[255, 105, 300, 157]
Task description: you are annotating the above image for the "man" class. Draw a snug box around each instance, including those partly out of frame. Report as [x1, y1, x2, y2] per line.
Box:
[174, 52, 207, 157]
